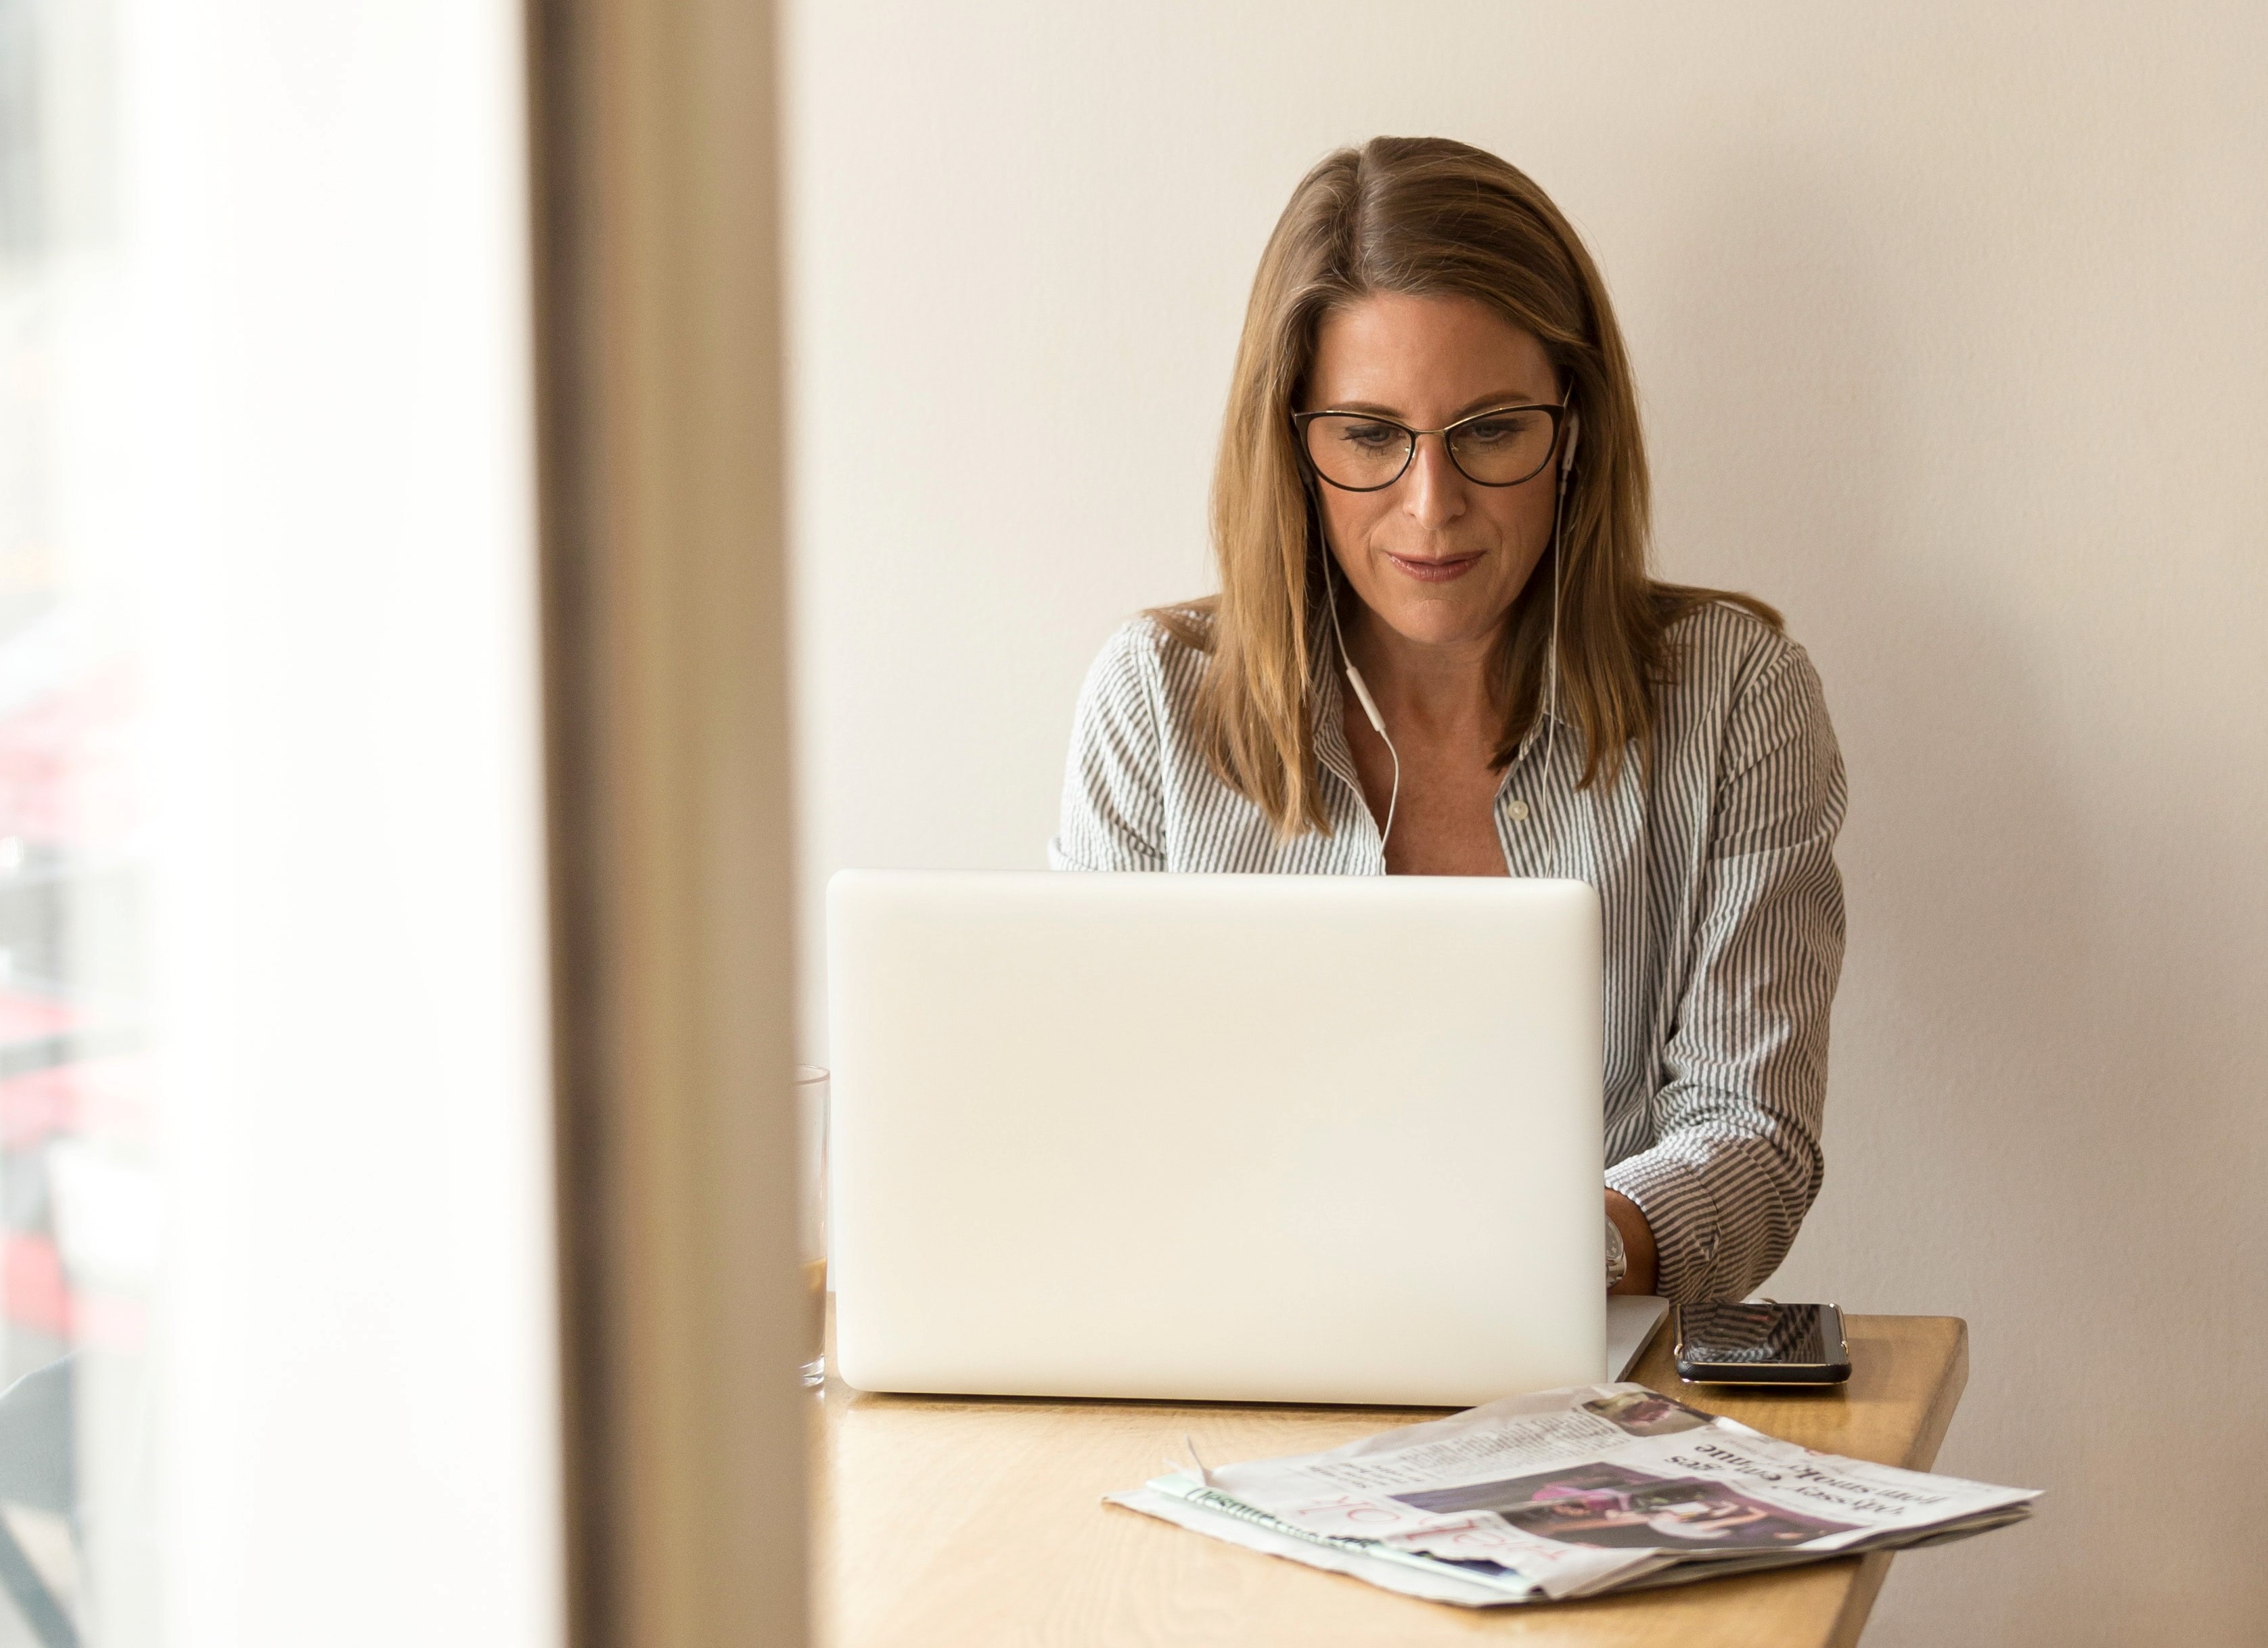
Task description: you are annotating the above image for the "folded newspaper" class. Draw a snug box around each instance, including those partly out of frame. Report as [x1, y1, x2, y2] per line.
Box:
[1108, 1383, 2037, 1606]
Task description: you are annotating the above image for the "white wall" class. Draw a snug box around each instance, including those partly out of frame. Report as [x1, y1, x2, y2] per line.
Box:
[786, 5, 2268, 1642]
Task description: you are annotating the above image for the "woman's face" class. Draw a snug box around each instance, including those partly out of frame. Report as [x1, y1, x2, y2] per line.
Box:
[1303, 292, 1564, 654]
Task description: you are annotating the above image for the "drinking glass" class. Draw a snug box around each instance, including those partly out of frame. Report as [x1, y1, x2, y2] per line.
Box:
[796, 1065, 830, 1388]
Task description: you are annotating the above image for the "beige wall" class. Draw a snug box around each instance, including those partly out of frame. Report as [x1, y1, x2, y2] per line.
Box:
[786, 5, 2268, 1641]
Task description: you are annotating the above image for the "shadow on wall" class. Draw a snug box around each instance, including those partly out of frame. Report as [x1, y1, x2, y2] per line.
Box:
[1639, 144, 2268, 1645]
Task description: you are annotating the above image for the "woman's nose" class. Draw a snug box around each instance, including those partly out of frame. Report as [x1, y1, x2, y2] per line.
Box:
[1400, 432, 1467, 526]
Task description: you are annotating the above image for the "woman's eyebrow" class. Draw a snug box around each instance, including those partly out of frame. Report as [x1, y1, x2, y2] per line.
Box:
[1449, 390, 1555, 417]
[1311, 390, 1553, 419]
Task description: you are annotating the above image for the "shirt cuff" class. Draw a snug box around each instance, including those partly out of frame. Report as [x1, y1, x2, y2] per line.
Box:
[1046, 836, 1118, 872]
[1605, 1149, 1726, 1304]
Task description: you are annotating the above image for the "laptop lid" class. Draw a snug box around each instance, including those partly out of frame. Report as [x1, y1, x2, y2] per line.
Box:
[827, 869, 1606, 1406]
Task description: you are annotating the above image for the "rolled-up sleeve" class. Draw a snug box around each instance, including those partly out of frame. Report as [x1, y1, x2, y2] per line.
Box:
[1047, 622, 1171, 873]
[1605, 645, 1847, 1302]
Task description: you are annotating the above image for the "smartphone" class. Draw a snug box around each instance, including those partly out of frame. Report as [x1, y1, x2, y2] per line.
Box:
[1672, 1301, 1850, 1386]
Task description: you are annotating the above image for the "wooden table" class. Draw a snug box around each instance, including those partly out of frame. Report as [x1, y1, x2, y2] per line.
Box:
[813, 1314, 1968, 1648]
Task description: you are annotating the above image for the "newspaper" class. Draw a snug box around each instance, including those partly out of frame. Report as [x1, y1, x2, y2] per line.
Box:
[1108, 1382, 2037, 1607]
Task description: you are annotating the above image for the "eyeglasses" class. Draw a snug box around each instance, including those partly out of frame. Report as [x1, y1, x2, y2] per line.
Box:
[1292, 402, 1568, 492]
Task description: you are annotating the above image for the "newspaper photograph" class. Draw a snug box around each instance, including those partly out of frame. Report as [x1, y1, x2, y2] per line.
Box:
[1108, 1382, 2039, 1607]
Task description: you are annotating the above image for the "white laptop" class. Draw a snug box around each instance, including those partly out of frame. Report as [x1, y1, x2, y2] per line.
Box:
[826, 870, 1666, 1406]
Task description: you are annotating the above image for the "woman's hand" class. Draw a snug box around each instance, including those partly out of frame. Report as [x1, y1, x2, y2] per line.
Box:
[1606, 1190, 1659, 1295]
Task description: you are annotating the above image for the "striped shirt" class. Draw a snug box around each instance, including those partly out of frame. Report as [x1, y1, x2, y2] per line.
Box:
[1047, 601, 1847, 1304]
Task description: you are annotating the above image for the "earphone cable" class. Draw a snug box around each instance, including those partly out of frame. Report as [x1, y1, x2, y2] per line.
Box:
[1543, 467, 1567, 777]
[1321, 551, 1401, 853]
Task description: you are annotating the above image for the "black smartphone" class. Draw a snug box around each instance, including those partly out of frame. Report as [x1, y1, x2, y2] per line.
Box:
[1672, 1301, 1851, 1386]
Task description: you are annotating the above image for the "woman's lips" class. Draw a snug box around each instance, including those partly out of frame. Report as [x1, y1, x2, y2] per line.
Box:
[1382, 551, 1483, 584]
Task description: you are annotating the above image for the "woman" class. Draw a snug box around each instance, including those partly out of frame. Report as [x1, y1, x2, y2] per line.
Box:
[1048, 136, 1845, 1305]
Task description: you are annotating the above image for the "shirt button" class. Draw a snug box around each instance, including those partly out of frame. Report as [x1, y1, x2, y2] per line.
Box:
[1507, 799, 1530, 822]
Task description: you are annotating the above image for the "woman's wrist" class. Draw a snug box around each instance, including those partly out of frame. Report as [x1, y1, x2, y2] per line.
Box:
[1604, 1189, 1658, 1295]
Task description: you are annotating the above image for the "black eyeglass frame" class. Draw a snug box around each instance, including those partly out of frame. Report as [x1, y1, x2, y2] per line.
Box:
[1290, 401, 1570, 493]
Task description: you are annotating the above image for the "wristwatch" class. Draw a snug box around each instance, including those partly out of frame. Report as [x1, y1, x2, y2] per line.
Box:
[1604, 1212, 1629, 1289]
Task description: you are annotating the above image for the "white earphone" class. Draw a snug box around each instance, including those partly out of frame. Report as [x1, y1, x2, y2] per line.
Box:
[1323, 553, 1399, 843]
[1542, 408, 1579, 775]
[1319, 403, 1581, 855]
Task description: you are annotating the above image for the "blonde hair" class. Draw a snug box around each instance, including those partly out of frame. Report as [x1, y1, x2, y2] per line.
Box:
[1154, 135, 1778, 837]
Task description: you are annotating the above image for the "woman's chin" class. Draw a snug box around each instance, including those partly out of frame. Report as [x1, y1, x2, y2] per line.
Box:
[1369, 598, 1514, 653]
